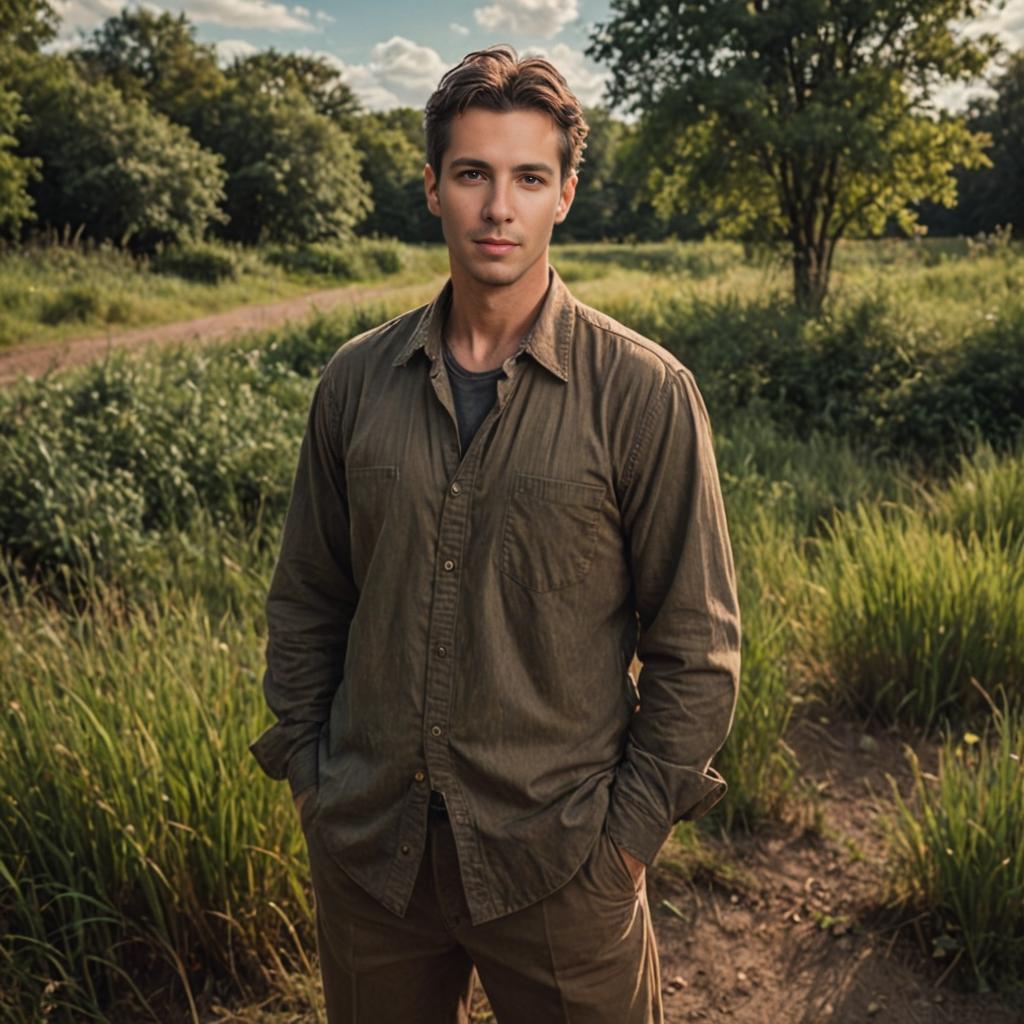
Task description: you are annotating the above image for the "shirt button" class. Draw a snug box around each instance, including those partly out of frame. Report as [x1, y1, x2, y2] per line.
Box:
[401, 844, 410, 855]
[431, 725, 442, 737]
[450, 482, 461, 495]
[436, 645, 447, 657]
[443, 559, 455, 571]
[414, 770, 425, 782]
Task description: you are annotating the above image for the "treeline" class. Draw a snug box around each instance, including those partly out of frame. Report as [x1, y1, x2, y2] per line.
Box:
[0, 4, 691, 253]
[0, 0, 1021, 254]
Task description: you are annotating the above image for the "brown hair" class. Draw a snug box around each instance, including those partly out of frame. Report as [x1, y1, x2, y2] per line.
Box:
[424, 45, 588, 183]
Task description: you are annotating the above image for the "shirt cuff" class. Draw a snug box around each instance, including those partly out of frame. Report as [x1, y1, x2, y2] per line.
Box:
[249, 724, 320, 800]
[605, 763, 728, 866]
[285, 739, 319, 800]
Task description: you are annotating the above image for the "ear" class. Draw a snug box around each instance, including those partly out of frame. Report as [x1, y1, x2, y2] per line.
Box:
[553, 171, 577, 225]
[424, 162, 441, 217]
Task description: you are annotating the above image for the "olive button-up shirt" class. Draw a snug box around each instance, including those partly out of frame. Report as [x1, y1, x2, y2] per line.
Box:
[249, 264, 741, 926]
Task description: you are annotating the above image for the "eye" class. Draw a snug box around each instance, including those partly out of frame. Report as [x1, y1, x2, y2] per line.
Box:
[459, 169, 484, 181]
[522, 175, 543, 186]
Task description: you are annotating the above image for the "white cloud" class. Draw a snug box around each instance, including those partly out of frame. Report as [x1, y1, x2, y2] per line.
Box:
[52, 0, 316, 37]
[959, 0, 1024, 46]
[169, 0, 315, 30]
[931, 0, 1024, 112]
[321, 35, 448, 111]
[473, 0, 578, 39]
[215, 36, 258, 64]
[522, 42, 609, 107]
[315, 9, 334, 21]
[449, 21, 470, 36]
[51, 0, 124, 37]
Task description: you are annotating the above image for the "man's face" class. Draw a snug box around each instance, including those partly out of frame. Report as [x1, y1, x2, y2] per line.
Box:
[424, 106, 577, 288]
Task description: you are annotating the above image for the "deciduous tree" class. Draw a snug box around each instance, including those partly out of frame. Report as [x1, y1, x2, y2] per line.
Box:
[588, 0, 1001, 312]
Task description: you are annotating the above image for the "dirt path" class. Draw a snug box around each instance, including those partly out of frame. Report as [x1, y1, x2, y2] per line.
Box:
[0, 276, 446, 387]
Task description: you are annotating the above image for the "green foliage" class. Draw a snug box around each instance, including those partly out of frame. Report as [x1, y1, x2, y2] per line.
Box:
[588, 0, 1000, 311]
[0, 345, 313, 590]
[71, 7, 226, 136]
[351, 109, 438, 242]
[925, 51, 1024, 236]
[15, 57, 227, 252]
[884, 703, 1024, 992]
[0, 86, 38, 237]
[151, 240, 248, 283]
[227, 48, 362, 129]
[203, 74, 371, 245]
[264, 237, 407, 281]
[0, 0, 57, 51]
[601, 283, 1024, 465]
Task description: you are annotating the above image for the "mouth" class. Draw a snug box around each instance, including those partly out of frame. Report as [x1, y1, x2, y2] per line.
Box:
[474, 239, 519, 255]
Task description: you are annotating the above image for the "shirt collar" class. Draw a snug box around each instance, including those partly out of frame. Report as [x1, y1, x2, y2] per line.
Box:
[392, 264, 574, 382]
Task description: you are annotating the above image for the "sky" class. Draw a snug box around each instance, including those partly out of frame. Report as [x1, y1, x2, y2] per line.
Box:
[48, 0, 1024, 115]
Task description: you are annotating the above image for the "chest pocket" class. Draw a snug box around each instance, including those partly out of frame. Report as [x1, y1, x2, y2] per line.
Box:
[501, 471, 605, 592]
[347, 464, 399, 584]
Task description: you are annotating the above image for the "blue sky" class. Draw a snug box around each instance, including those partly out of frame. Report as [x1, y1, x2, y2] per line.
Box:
[51, 0, 1024, 114]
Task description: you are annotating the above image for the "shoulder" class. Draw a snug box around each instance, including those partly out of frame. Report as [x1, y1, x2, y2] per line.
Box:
[320, 303, 426, 384]
[572, 298, 697, 393]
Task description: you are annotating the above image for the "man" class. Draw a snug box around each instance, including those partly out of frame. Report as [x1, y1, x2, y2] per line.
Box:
[250, 45, 741, 1024]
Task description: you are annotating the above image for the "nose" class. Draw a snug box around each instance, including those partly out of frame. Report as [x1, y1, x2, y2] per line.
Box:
[482, 176, 514, 224]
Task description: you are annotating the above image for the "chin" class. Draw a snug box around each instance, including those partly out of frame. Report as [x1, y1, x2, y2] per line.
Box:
[466, 261, 525, 287]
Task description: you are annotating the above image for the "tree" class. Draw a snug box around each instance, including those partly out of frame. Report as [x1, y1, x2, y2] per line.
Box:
[950, 49, 1024, 235]
[351, 108, 442, 241]
[206, 76, 372, 244]
[0, 87, 39, 236]
[16, 57, 227, 251]
[588, 0, 1001, 313]
[227, 49, 362, 130]
[0, 0, 57, 52]
[72, 7, 226, 136]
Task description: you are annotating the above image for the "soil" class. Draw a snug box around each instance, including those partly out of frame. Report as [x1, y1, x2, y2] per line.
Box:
[0, 276, 446, 388]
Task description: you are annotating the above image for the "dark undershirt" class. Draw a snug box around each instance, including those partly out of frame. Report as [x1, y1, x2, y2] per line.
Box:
[442, 340, 508, 456]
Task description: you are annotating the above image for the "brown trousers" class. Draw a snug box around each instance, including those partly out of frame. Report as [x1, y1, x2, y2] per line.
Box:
[304, 802, 664, 1023]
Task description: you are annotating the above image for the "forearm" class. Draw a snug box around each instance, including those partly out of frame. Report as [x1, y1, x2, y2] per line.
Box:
[607, 365, 741, 865]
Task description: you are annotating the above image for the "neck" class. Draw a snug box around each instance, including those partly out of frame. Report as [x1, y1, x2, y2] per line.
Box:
[444, 254, 551, 372]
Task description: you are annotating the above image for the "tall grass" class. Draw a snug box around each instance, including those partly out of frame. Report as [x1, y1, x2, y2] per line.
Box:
[0, 542, 312, 1022]
[808, 497, 1023, 730]
[884, 699, 1024, 992]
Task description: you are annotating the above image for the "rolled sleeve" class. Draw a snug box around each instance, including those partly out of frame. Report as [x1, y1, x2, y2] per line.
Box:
[606, 366, 741, 866]
[248, 369, 358, 799]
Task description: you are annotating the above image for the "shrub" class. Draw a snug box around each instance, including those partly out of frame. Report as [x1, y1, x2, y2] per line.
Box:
[151, 240, 242, 283]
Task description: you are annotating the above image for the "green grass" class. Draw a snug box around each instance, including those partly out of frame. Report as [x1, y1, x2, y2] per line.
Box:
[0, 236, 450, 350]
[884, 700, 1024, 992]
[0, 237, 1022, 1018]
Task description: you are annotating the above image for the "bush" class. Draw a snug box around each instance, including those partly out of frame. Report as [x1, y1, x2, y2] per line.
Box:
[265, 241, 370, 280]
[151, 240, 242, 283]
[40, 285, 103, 324]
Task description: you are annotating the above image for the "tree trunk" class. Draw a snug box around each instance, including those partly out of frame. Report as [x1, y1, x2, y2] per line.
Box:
[791, 239, 832, 315]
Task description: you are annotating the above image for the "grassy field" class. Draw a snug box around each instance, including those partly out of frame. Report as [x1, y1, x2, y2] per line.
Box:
[1, 238, 1022, 1021]
[0, 236, 451, 350]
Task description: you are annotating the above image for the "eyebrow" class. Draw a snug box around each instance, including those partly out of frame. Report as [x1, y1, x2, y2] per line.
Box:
[448, 157, 556, 176]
